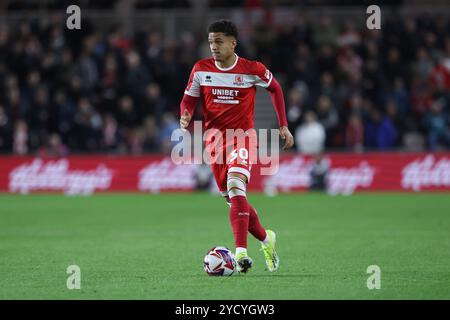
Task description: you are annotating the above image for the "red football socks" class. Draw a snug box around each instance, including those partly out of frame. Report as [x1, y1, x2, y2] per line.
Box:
[229, 195, 250, 248]
[229, 196, 267, 248]
[248, 204, 267, 242]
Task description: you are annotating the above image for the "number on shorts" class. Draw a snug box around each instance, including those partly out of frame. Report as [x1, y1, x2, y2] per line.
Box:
[229, 148, 248, 163]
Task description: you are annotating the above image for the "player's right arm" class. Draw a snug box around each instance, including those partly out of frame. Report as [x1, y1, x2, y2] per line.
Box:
[180, 63, 201, 129]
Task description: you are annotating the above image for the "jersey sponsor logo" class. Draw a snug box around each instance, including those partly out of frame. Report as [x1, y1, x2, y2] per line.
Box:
[212, 89, 239, 96]
[212, 88, 240, 105]
[205, 75, 212, 83]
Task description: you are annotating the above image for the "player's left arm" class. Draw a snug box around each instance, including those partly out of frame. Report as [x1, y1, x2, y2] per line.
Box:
[254, 61, 294, 150]
[266, 77, 294, 150]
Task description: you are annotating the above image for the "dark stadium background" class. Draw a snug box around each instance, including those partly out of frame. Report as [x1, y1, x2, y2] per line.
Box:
[0, 0, 449, 156]
[0, 0, 449, 301]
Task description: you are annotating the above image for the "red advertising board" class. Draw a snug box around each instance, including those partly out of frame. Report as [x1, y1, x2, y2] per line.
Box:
[249, 152, 450, 194]
[0, 153, 449, 194]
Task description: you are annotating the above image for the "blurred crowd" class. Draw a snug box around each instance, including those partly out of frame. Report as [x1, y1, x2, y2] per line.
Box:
[0, 10, 449, 156]
[0, 17, 188, 155]
[279, 15, 450, 154]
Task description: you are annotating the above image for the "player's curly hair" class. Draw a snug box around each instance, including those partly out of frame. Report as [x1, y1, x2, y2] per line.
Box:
[207, 20, 238, 39]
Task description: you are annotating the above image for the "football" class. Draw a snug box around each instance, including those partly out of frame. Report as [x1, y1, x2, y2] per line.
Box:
[203, 246, 236, 276]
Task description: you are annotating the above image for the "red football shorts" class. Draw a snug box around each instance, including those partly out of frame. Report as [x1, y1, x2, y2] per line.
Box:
[207, 131, 258, 193]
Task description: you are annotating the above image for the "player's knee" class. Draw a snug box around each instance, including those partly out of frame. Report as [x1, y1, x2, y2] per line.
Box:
[227, 174, 247, 198]
[228, 172, 248, 183]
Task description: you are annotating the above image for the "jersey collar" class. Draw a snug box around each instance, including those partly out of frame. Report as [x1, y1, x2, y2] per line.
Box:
[215, 53, 239, 71]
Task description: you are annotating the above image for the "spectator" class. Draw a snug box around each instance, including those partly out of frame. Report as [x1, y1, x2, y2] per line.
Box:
[309, 154, 330, 191]
[117, 96, 138, 128]
[362, 58, 383, 103]
[336, 20, 361, 48]
[388, 77, 410, 119]
[102, 113, 122, 152]
[346, 113, 364, 152]
[13, 120, 28, 155]
[443, 38, 450, 72]
[27, 85, 50, 149]
[38, 133, 69, 157]
[384, 47, 408, 85]
[74, 98, 103, 151]
[78, 44, 99, 95]
[415, 47, 433, 81]
[423, 98, 450, 150]
[410, 76, 433, 119]
[364, 107, 397, 150]
[159, 112, 179, 154]
[140, 83, 167, 124]
[337, 46, 363, 79]
[23, 70, 41, 104]
[316, 45, 336, 74]
[295, 111, 325, 155]
[125, 50, 151, 99]
[319, 72, 338, 102]
[99, 53, 120, 114]
[194, 164, 214, 191]
[429, 54, 450, 94]
[315, 95, 339, 147]
[0, 105, 12, 151]
[5, 84, 27, 124]
[141, 116, 160, 152]
[286, 85, 307, 133]
[128, 128, 145, 155]
[53, 90, 76, 144]
[313, 16, 338, 48]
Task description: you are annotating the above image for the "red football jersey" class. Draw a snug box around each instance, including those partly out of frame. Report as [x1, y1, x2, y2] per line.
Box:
[184, 53, 273, 139]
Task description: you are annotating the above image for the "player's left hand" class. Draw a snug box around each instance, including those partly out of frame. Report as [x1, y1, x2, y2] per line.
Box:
[279, 126, 294, 150]
[180, 110, 192, 130]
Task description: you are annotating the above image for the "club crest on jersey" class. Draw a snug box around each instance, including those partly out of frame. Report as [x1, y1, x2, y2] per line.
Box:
[233, 75, 245, 86]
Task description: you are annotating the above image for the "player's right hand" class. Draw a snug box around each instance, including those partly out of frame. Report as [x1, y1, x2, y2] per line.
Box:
[180, 110, 192, 129]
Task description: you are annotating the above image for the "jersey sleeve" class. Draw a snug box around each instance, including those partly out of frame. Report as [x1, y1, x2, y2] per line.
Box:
[184, 63, 201, 97]
[253, 61, 273, 88]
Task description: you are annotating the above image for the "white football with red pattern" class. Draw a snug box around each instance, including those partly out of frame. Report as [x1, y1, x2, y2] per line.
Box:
[203, 246, 236, 276]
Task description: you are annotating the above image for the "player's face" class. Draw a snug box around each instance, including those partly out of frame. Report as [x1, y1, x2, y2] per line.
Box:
[208, 32, 236, 62]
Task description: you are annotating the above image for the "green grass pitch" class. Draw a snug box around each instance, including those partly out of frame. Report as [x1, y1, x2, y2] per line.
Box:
[1, 192, 450, 299]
